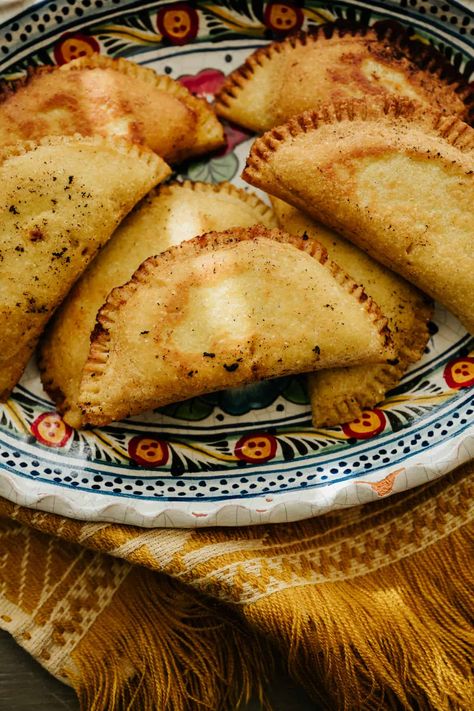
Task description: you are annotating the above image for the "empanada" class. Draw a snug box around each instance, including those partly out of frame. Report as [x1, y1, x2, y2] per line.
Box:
[78, 226, 394, 426]
[0, 55, 224, 162]
[0, 135, 170, 400]
[40, 181, 278, 427]
[215, 22, 473, 132]
[243, 98, 474, 334]
[271, 198, 432, 427]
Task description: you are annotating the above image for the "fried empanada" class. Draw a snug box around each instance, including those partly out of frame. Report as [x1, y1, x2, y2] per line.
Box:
[271, 198, 432, 427]
[215, 22, 473, 132]
[40, 181, 278, 427]
[78, 226, 394, 426]
[0, 55, 224, 162]
[243, 98, 474, 334]
[0, 135, 170, 400]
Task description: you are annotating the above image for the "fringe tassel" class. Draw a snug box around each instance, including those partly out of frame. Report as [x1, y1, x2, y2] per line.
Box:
[246, 523, 474, 711]
[68, 567, 275, 711]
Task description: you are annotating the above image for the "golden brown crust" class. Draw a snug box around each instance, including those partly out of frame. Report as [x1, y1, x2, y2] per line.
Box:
[0, 55, 224, 162]
[0, 65, 52, 105]
[309, 298, 432, 427]
[271, 197, 433, 427]
[38, 180, 277, 426]
[0, 134, 169, 400]
[169, 179, 278, 225]
[244, 97, 474, 180]
[61, 54, 199, 101]
[243, 96, 474, 335]
[215, 20, 473, 130]
[79, 226, 394, 425]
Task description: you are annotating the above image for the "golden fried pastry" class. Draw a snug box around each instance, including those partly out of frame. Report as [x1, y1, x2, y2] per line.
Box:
[78, 226, 394, 426]
[0, 135, 169, 400]
[271, 198, 432, 427]
[40, 181, 278, 428]
[243, 98, 474, 334]
[215, 22, 473, 132]
[0, 55, 224, 162]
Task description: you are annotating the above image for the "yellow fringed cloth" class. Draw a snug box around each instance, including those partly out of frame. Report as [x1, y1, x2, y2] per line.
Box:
[0, 460, 472, 711]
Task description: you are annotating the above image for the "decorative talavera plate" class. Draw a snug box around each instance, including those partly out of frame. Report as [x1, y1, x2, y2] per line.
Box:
[0, 0, 473, 527]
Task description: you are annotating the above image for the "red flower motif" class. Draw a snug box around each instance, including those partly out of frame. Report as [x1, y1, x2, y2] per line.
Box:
[128, 435, 169, 467]
[443, 356, 474, 389]
[53, 32, 100, 65]
[179, 68, 226, 97]
[264, 2, 304, 34]
[235, 433, 277, 463]
[214, 122, 252, 157]
[179, 70, 252, 155]
[31, 412, 73, 448]
[157, 3, 199, 46]
[342, 409, 387, 440]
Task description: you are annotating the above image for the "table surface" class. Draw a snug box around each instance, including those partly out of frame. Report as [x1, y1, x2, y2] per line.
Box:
[0, 630, 315, 710]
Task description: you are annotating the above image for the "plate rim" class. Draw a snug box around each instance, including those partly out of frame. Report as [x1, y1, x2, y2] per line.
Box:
[0, 0, 473, 526]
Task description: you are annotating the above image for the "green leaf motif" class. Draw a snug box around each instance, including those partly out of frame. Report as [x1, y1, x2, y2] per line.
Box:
[185, 152, 239, 183]
[281, 376, 309, 405]
[160, 397, 214, 421]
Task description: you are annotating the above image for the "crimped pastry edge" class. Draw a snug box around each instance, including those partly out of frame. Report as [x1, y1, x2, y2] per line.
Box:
[0, 131, 170, 169]
[153, 179, 278, 226]
[243, 95, 474, 188]
[79, 225, 394, 425]
[214, 19, 474, 124]
[309, 294, 434, 427]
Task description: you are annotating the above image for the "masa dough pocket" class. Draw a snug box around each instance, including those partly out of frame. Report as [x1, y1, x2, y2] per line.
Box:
[78, 226, 395, 426]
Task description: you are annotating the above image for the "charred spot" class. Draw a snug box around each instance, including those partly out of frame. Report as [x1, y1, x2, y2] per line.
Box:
[29, 228, 44, 242]
[387, 358, 400, 366]
[312, 345, 321, 356]
[224, 362, 239, 372]
[9, 205, 19, 215]
[51, 247, 68, 259]
[14, 245, 24, 253]
[140, 330, 150, 335]
[203, 352, 215, 358]
[68, 175, 74, 184]
[25, 298, 48, 314]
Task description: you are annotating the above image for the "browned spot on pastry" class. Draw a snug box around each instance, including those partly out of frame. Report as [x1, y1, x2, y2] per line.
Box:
[29, 228, 44, 242]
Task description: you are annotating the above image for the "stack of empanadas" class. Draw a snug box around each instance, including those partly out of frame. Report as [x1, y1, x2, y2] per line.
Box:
[270, 198, 432, 427]
[2, 21, 471, 431]
[243, 98, 473, 334]
[0, 54, 225, 402]
[40, 181, 278, 427]
[78, 225, 393, 426]
[213, 22, 472, 427]
[40, 182, 393, 427]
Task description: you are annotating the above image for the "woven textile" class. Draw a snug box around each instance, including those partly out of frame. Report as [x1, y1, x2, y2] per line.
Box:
[0, 461, 472, 710]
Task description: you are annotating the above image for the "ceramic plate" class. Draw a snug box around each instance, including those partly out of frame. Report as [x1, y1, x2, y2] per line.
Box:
[0, 0, 472, 527]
